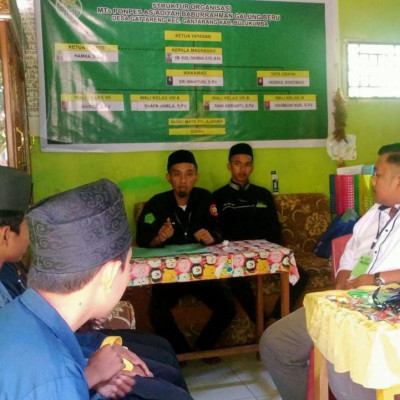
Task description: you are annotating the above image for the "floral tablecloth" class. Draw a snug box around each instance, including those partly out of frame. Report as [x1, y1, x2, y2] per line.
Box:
[129, 239, 299, 286]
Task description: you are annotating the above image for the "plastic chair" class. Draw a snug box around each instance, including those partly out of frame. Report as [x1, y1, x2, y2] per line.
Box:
[331, 233, 352, 278]
[306, 234, 352, 399]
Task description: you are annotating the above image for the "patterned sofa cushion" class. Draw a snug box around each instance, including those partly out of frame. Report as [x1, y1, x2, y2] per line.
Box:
[103, 300, 136, 330]
[294, 250, 333, 290]
[273, 193, 332, 292]
[275, 193, 331, 252]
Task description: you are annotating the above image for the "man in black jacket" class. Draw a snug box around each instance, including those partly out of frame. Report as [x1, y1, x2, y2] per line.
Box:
[136, 150, 235, 354]
[213, 143, 308, 323]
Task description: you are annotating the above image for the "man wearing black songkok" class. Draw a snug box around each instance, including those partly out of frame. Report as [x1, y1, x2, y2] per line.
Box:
[136, 150, 235, 355]
[214, 143, 309, 323]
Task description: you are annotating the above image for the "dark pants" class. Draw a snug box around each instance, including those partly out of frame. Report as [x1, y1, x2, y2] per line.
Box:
[228, 264, 309, 322]
[140, 356, 189, 395]
[99, 330, 189, 392]
[93, 356, 193, 400]
[126, 356, 194, 400]
[100, 329, 180, 370]
[227, 277, 260, 324]
[149, 281, 236, 353]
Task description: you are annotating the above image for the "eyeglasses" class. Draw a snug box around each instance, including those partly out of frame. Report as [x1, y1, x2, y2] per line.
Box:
[372, 287, 400, 315]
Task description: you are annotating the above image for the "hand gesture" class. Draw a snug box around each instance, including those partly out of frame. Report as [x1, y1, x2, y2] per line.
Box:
[194, 229, 215, 245]
[114, 343, 153, 378]
[157, 218, 174, 243]
[85, 344, 126, 388]
[94, 371, 136, 399]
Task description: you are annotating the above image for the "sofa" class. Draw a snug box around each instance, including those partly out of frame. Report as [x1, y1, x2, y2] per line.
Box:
[121, 193, 333, 347]
[264, 193, 333, 298]
[103, 300, 136, 330]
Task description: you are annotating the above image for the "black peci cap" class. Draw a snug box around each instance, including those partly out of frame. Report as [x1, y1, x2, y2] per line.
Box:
[167, 150, 198, 171]
[228, 143, 254, 161]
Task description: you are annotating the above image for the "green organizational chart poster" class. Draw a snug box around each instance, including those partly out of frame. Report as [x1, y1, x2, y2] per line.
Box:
[35, 0, 335, 152]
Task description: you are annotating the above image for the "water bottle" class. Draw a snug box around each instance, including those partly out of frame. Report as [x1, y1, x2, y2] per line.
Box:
[271, 171, 279, 194]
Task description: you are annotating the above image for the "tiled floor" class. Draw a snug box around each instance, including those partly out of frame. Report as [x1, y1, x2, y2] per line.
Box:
[183, 353, 282, 400]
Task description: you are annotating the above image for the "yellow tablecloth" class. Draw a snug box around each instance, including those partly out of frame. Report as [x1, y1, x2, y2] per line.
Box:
[304, 289, 400, 389]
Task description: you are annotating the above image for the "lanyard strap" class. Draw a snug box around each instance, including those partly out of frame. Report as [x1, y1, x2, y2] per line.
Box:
[174, 210, 192, 240]
[371, 207, 399, 250]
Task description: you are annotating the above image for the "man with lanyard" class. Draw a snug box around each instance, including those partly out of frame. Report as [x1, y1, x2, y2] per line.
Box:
[259, 143, 400, 400]
[0, 169, 193, 399]
[136, 150, 235, 355]
[213, 143, 308, 323]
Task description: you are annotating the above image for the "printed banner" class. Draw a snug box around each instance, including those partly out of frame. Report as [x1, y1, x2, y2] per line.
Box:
[36, 0, 330, 151]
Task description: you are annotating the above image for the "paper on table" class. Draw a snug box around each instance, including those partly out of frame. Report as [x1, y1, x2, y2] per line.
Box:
[132, 243, 211, 258]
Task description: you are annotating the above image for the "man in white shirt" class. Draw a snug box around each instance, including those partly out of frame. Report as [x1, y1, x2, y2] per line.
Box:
[259, 142, 400, 400]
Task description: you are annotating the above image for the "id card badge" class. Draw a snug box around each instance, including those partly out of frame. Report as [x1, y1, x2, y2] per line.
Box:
[350, 255, 372, 279]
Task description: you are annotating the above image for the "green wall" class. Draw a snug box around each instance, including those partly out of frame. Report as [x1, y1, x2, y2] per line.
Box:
[30, 0, 400, 237]
[339, 0, 400, 162]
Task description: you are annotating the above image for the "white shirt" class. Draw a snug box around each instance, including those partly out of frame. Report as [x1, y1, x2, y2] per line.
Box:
[338, 203, 400, 274]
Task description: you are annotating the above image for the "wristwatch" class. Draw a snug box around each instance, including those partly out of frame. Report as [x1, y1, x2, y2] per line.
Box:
[373, 272, 386, 286]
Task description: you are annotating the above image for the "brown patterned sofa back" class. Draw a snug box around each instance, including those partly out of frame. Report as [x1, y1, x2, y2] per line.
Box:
[274, 193, 331, 253]
[103, 301, 136, 330]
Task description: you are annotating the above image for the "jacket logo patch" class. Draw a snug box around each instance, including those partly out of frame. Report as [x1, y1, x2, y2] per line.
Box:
[144, 213, 155, 224]
[210, 204, 218, 216]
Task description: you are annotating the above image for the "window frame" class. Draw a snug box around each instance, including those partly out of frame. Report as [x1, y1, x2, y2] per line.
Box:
[344, 40, 400, 100]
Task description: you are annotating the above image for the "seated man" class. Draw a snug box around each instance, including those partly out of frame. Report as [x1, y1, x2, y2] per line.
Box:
[0, 262, 191, 399]
[0, 167, 182, 376]
[213, 143, 308, 322]
[136, 150, 236, 354]
[0, 171, 192, 399]
[0, 166, 31, 309]
[259, 143, 400, 400]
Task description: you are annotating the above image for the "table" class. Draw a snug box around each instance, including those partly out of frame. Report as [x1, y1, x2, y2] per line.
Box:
[130, 239, 299, 361]
[304, 288, 400, 400]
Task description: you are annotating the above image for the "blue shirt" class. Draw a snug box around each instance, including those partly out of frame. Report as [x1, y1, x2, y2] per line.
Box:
[0, 289, 89, 399]
[0, 262, 106, 358]
[0, 280, 12, 308]
[0, 262, 26, 299]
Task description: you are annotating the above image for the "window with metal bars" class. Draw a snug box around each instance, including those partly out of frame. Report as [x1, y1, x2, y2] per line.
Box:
[346, 42, 400, 98]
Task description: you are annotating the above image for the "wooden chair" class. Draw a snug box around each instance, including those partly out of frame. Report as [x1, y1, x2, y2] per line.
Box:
[306, 234, 352, 400]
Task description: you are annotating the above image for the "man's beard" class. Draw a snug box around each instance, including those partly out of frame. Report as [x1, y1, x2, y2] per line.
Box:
[177, 190, 188, 198]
